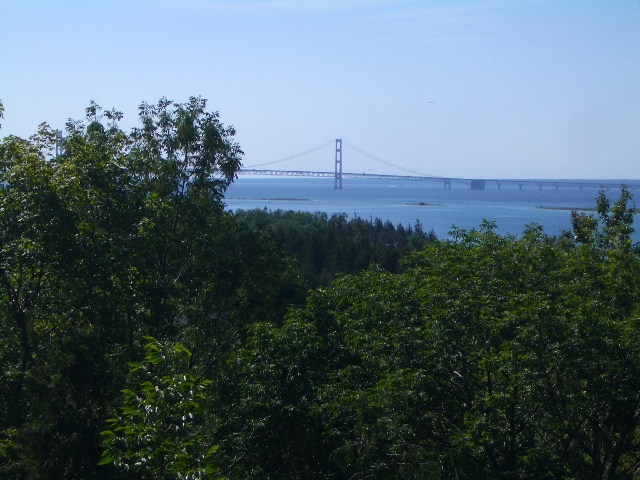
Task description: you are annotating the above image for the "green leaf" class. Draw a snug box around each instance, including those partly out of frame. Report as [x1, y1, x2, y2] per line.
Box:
[97, 455, 113, 466]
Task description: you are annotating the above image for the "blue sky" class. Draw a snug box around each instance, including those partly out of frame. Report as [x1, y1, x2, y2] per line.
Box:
[1, 0, 639, 179]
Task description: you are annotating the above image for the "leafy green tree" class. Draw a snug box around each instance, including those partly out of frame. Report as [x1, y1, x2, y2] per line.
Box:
[0, 112, 149, 478]
[571, 185, 635, 249]
[0, 98, 302, 479]
[121, 97, 302, 363]
[100, 337, 219, 479]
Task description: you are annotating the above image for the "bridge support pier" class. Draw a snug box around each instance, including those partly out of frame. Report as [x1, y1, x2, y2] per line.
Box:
[334, 138, 343, 189]
[444, 178, 451, 190]
[470, 179, 486, 190]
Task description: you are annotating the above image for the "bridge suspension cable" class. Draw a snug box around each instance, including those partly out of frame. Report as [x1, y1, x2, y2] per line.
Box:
[244, 140, 334, 168]
[342, 140, 437, 178]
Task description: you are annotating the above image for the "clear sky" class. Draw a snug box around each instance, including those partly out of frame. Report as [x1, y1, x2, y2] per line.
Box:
[1, 0, 639, 179]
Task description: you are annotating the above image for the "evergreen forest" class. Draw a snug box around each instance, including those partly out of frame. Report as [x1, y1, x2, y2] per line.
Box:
[1, 98, 640, 479]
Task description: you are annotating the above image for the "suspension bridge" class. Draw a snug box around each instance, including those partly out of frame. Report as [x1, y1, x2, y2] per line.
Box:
[240, 139, 640, 191]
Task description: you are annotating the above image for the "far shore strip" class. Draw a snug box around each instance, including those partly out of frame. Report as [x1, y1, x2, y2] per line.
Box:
[229, 197, 310, 201]
[538, 206, 638, 213]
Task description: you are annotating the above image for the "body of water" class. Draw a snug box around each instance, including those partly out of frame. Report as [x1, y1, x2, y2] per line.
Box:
[224, 176, 638, 240]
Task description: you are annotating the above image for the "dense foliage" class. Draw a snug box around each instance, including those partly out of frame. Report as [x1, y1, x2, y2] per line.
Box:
[235, 209, 435, 287]
[224, 207, 640, 479]
[0, 98, 302, 478]
[100, 338, 217, 478]
[2, 97, 640, 479]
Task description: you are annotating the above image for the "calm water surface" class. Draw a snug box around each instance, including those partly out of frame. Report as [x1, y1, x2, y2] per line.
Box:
[225, 177, 639, 241]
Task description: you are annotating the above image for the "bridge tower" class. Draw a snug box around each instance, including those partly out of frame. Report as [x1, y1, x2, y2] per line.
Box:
[334, 138, 343, 189]
[55, 130, 64, 157]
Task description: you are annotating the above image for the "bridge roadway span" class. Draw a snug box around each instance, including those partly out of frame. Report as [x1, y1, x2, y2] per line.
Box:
[240, 169, 640, 191]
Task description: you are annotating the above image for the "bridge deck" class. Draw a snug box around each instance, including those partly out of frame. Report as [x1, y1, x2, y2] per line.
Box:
[239, 169, 640, 191]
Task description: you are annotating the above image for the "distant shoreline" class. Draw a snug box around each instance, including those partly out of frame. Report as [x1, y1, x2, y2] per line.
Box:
[538, 206, 639, 214]
[229, 197, 310, 201]
[538, 206, 595, 211]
